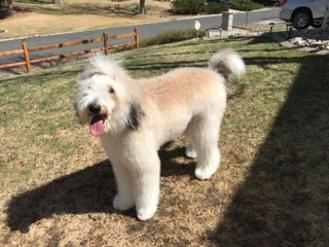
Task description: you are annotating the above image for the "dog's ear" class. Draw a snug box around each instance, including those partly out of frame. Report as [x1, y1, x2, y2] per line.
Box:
[127, 102, 145, 131]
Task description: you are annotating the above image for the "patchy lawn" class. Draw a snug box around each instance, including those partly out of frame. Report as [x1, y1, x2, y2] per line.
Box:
[1, 0, 176, 39]
[1, 36, 329, 246]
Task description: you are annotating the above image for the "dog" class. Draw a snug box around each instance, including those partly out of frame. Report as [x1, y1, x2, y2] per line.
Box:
[74, 49, 245, 220]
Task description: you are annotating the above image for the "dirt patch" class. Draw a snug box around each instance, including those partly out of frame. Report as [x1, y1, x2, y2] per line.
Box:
[0, 0, 180, 39]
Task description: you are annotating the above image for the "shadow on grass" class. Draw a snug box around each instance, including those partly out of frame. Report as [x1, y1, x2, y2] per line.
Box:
[160, 142, 196, 178]
[126, 60, 208, 71]
[207, 50, 329, 245]
[6, 160, 116, 233]
[247, 34, 279, 45]
[6, 144, 195, 232]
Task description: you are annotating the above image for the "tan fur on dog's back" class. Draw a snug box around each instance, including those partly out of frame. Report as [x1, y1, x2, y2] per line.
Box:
[133, 67, 227, 146]
[140, 68, 226, 112]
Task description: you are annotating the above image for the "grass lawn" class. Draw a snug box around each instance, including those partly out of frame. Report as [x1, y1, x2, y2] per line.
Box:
[0, 0, 176, 39]
[1, 36, 329, 246]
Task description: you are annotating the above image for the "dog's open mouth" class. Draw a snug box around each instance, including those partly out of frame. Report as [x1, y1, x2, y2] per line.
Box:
[89, 114, 107, 137]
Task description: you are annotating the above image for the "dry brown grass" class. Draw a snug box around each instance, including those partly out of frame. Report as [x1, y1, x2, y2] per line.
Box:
[1, 0, 177, 39]
[1, 36, 329, 246]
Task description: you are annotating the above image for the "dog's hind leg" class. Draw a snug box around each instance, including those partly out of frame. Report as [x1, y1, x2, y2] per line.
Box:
[188, 112, 222, 180]
[185, 143, 197, 159]
[184, 118, 198, 159]
[112, 162, 135, 211]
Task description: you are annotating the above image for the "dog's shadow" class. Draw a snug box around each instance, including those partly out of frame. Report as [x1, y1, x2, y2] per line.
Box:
[6, 144, 195, 232]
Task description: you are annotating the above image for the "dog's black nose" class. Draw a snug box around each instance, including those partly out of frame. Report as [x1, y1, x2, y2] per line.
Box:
[88, 103, 101, 114]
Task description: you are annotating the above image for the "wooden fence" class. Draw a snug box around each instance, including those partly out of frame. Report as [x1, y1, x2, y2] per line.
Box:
[0, 28, 140, 73]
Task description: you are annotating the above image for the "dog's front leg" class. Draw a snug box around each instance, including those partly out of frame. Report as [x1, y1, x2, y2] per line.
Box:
[132, 153, 160, 221]
[111, 162, 135, 211]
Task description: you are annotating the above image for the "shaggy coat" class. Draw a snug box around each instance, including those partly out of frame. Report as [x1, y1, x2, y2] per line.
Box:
[74, 49, 245, 220]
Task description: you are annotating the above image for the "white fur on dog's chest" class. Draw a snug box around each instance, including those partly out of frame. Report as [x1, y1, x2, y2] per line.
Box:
[100, 131, 155, 167]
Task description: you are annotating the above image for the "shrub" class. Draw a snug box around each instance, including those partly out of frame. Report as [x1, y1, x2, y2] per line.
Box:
[171, 0, 264, 15]
[171, 0, 205, 15]
[141, 29, 206, 47]
[230, 0, 264, 11]
[0, 0, 13, 19]
[252, 0, 280, 6]
[205, 2, 229, 14]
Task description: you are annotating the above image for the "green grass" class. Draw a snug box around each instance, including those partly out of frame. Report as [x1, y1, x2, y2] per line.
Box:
[1, 36, 329, 246]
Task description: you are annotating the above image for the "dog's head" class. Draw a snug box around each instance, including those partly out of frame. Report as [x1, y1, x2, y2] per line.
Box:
[74, 54, 143, 137]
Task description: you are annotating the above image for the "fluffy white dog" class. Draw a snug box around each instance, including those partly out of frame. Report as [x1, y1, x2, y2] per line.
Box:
[74, 49, 245, 220]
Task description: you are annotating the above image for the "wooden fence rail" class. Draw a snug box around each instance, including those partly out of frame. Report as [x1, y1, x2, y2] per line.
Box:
[0, 28, 140, 73]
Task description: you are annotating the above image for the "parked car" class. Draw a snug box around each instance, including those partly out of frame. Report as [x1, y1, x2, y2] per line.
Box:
[279, 0, 329, 29]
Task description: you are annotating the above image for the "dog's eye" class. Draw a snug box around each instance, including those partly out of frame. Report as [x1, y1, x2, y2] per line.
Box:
[109, 87, 115, 94]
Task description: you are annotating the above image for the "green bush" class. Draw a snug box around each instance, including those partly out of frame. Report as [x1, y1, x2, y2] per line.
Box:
[205, 2, 229, 14]
[0, 0, 13, 19]
[230, 0, 264, 11]
[171, 0, 264, 15]
[171, 0, 205, 15]
[141, 29, 206, 47]
[252, 0, 280, 6]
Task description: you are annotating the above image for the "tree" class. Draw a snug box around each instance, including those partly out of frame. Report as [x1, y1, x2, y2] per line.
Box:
[139, 0, 146, 14]
[0, 0, 13, 19]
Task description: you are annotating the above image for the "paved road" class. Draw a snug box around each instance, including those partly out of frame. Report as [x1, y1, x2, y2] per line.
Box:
[0, 7, 280, 65]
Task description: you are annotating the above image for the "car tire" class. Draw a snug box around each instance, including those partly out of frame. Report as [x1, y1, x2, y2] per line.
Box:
[291, 9, 312, 30]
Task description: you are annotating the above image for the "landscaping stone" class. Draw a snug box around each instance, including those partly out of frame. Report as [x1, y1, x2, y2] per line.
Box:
[270, 28, 329, 53]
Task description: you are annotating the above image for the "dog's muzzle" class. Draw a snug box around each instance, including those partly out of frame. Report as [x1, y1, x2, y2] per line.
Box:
[88, 102, 107, 137]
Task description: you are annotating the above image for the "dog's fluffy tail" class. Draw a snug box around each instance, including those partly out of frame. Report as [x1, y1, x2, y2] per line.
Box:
[208, 49, 245, 81]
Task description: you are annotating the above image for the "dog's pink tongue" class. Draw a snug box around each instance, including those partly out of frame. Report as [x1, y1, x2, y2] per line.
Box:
[89, 117, 104, 137]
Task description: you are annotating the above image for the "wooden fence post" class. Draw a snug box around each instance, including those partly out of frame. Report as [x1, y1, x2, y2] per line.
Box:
[22, 40, 32, 73]
[103, 33, 109, 55]
[134, 28, 140, 48]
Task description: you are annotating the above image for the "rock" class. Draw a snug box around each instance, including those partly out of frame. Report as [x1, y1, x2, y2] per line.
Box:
[288, 35, 329, 50]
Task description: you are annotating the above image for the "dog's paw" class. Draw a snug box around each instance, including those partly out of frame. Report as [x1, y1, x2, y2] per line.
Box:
[113, 194, 134, 211]
[185, 145, 197, 159]
[136, 206, 157, 221]
[195, 167, 216, 180]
